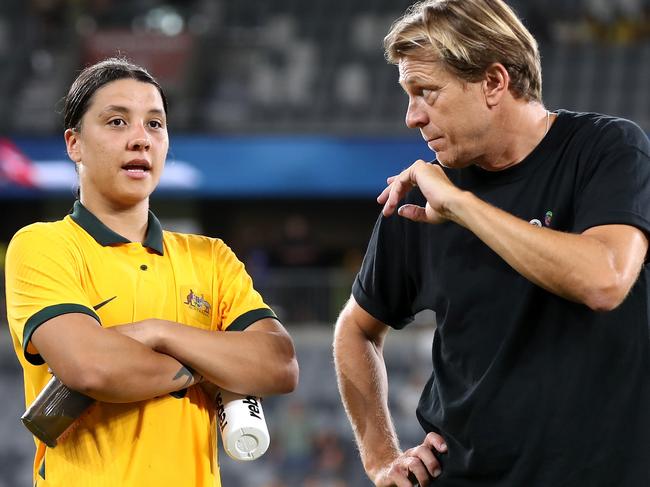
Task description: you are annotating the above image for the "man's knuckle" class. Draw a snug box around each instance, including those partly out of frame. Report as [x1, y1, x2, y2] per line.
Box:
[426, 431, 441, 442]
[426, 456, 440, 470]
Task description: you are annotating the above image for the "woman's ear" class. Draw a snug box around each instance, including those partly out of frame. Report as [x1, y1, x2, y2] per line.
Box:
[64, 128, 82, 163]
[482, 63, 510, 107]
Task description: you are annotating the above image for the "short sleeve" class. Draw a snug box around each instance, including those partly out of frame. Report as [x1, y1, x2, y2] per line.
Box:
[353, 210, 417, 329]
[5, 224, 99, 365]
[574, 119, 650, 234]
[212, 240, 276, 331]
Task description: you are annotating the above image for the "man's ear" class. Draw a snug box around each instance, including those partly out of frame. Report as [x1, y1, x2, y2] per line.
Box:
[482, 63, 510, 107]
[64, 128, 82, 163]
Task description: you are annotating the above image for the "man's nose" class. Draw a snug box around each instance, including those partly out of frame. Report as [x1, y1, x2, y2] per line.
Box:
[405, 98, 428, 129]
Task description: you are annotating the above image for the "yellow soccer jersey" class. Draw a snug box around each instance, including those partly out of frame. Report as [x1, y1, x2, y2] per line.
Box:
[5, 201, 277, 487]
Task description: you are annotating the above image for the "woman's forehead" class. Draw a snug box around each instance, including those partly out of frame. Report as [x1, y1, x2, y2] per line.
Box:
[87, 79, 165, 114]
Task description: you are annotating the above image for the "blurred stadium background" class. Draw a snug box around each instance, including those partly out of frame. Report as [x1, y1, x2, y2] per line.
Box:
[0, 0, 648, 485]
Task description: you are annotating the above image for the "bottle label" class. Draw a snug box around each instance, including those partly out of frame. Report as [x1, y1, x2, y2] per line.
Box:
[216, 388, 270, 461]
[242, 396, 261, 420]
[216, 391, 228, 431]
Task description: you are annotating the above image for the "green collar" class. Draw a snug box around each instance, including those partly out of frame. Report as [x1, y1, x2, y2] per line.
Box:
[70, 201, 164, 255]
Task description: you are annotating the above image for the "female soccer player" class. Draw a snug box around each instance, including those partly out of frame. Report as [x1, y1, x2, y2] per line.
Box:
[6, 57, 298, 486]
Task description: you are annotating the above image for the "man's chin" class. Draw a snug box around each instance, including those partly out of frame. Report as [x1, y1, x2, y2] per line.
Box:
[436, 156, 472, 170]
[435, 152, 453, 168]
[437, 157, 450, 168]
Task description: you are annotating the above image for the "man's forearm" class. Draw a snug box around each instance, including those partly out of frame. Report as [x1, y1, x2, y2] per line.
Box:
[381, 161, 646, 311]
[334, 318, 401, 479]
[447, 190, 646, 310]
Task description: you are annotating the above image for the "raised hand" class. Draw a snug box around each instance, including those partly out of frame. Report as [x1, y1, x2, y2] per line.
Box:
[377, 160, 461, 225]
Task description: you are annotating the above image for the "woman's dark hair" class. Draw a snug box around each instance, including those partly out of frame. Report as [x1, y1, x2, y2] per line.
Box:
[63, 57, 168, 131]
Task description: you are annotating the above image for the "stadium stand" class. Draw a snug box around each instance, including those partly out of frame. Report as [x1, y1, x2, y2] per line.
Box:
[1, 0, 648, 485]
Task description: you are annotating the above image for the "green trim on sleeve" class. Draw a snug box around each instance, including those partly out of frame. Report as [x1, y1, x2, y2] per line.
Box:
[23, 304, 101, 366]
[227, 308, 278, 332]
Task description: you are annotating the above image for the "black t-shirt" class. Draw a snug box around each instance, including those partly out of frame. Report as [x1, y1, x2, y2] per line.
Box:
[353, 111, 650, 486]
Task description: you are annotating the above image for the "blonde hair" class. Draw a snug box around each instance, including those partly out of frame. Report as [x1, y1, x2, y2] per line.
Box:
[384, 0, 542, 102]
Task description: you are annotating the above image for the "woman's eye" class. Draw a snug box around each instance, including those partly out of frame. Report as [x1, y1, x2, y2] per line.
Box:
[108, 119, 125, 126]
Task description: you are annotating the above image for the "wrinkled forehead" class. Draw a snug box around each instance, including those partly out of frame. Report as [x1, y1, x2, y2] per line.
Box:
[398, 56, 450, 86]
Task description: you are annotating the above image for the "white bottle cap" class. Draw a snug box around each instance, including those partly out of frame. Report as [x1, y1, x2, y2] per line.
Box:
[216, 389, 270, 461]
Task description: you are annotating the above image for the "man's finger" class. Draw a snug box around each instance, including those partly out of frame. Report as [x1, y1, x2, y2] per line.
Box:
[390, 177, 414, 204]
[413, 444, 442, 480]
[382, 181, 405, 216]
[397, 204, 427, 222]
[377, 184, 392, 205]
[405, 460, 433, 486]
[424, 431, 448, 453]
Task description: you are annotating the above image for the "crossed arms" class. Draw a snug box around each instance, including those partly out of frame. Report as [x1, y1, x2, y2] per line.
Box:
[32, 314, 298, 403]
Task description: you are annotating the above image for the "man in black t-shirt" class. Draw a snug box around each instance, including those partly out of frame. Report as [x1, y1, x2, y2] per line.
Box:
[332, 1, 650, 487]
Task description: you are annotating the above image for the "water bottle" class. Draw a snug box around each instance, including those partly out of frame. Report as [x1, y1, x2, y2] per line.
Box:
[21, 375, 95, 447]
[215, 388, 270, 461]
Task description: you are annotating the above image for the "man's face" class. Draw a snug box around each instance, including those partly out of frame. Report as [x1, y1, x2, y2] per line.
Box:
[398, 57, 491, 168]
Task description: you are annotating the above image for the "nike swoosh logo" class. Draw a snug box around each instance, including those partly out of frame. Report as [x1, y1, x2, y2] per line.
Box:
[93, 296, 117, 311]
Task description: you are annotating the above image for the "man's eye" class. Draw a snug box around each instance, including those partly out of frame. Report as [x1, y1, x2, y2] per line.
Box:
[149, 120, 164, 129]
[422, 89, 439, 104]
[108, 119, 125, 126]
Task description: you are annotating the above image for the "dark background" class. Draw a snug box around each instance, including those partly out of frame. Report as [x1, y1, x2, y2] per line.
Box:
[1, 0, 649, 485]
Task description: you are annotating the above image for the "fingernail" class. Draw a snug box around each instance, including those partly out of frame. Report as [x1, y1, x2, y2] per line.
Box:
[433, 468, 441, 478]
[440, 443, 447, 451]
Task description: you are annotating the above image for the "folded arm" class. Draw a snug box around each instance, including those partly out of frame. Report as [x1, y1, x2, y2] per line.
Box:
[114, 317, 299, 397]
[31, 313, 202, 403]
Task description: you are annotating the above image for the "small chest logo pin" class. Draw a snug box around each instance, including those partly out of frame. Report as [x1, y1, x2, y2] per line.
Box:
[183, 289, 212, 317]
[529, 210, 553, 228]
[544, 210, 553, 226]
